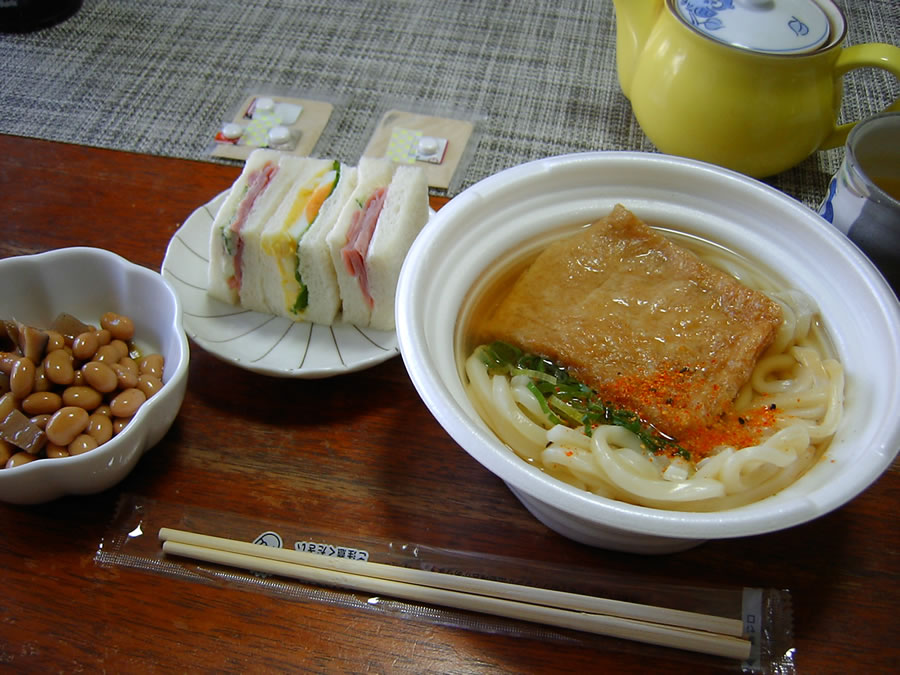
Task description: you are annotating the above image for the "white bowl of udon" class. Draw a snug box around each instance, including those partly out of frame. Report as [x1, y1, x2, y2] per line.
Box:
[396, 152, 900, 554]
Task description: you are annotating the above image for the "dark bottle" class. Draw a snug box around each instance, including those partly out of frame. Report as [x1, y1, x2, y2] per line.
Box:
[0, 0, 83, 33]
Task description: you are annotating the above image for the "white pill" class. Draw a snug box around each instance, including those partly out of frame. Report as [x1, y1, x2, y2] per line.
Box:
[254, 97, 275, 113]
[268, 125, 292, 145]
[221, 123, 243, 140]
[418, 136, 439, 154]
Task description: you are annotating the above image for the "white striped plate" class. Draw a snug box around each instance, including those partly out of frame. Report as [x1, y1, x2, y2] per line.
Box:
[161, 191, 399, 378]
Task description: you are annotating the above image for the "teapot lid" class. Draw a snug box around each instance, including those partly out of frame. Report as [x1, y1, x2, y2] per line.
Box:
[674, 0, 833, 54]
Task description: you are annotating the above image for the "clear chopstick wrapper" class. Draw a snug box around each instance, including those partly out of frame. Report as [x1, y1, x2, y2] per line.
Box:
[96, 494, 795, 673]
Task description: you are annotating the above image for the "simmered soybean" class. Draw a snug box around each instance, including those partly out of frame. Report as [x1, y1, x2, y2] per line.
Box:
[101, 312, 135, 341]
[82, 361, 118, 393]
[86, 412, 113, 445]
[68, 433, 98, 456]
[45, 406, 90, 446]
[139, 354, 164, 380]
[22, 391, 62, 416]
[137, 375, 163, 399]
[71, 331, 99, 361]
[109, 388, 146, 418]
[10, 357, 35, 399]
[43, 349, 75, 386]
[0, 311, 165, 469]
[6, 452, 36, 468]
[62, 385, 103, 411]
[112, 361, 138, 389]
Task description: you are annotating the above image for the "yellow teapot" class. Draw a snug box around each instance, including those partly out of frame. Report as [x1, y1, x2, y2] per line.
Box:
[613, 0, 900, 177]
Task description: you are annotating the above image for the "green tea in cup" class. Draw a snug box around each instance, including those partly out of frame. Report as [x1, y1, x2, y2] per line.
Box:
[818, 112, 900, 294]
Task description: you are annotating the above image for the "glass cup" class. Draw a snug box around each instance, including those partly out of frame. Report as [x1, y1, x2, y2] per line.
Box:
[818, 112, 900, 294]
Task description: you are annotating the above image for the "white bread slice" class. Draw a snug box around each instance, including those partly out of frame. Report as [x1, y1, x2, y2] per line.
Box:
[326, 158, 397, 327]
[293, 162, 359, 324]
[365, 165, 429, 330]
[207, 149, 296, 306]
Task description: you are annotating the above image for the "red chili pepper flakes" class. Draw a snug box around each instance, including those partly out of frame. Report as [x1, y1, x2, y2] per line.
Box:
[677, 400, 778, 459]
[604, 366, 705, 433]
[602, 365, 779, 461]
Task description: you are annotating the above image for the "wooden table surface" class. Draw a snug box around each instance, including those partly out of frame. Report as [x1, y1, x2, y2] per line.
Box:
[1, 134, 897, 674]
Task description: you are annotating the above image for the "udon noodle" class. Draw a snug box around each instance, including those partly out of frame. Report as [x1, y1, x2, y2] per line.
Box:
[461, 228, 844, 512]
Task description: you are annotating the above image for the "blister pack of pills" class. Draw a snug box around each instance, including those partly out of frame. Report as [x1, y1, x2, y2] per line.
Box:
[360, 107, 481, 195]
[211, 93, 482, 196]
[210, 93, 335, 161]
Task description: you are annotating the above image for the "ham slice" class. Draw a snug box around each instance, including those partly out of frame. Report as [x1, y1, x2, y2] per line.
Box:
[228, 162, 278, 290]
[340, 187, 386, 308]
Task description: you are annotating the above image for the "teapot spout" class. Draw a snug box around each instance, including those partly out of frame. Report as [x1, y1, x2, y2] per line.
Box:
[612, 0, 664, 99]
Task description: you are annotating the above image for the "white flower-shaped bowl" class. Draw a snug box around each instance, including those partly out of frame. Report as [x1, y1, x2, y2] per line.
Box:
[0, 247, 189, 504]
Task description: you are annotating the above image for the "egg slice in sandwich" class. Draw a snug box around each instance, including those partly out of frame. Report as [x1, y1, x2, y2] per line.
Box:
[247, 156, 358, 324]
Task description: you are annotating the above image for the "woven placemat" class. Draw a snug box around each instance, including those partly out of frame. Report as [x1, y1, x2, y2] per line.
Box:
[1, 0, 897, 205]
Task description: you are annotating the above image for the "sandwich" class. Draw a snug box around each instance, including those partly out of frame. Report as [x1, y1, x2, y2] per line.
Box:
[326, 158, 429, 330]
[251, 157, 357, 324]
[208, 150, 428, 331]
[208, 149, 296, 307]
[208, 150, 358, 324]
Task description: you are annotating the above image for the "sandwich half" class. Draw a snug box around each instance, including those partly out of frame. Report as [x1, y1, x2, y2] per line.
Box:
[207, 149, 299, 307]
[327, 158, 429, 330]
[249, 157, 358, 324]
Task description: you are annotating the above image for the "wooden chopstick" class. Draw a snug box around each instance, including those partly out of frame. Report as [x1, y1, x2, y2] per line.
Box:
[158, 528, 751, 660]
[159, 527, 741, 636]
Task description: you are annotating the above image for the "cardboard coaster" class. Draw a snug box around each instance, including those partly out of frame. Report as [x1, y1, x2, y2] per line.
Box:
[362, 110, 475, 191]
[211, 95, 334, 161]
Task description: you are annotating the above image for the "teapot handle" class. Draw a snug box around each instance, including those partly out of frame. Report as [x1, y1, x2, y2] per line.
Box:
[820, 42, 900, 150]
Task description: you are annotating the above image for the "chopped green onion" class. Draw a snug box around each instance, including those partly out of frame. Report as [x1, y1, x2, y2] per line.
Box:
[525, 381, 562, 426]
[511, 367, 556, 384]
[478, 341, 690, 459]
[547, 395, 585, 425]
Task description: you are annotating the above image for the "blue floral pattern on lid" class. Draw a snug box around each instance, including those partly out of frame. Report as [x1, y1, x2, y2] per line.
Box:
[676, 0, 832, 54]
[680, 0, 733, 32]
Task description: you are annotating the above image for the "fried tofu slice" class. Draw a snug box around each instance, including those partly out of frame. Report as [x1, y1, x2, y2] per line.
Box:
[478, 205, 783, 438]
